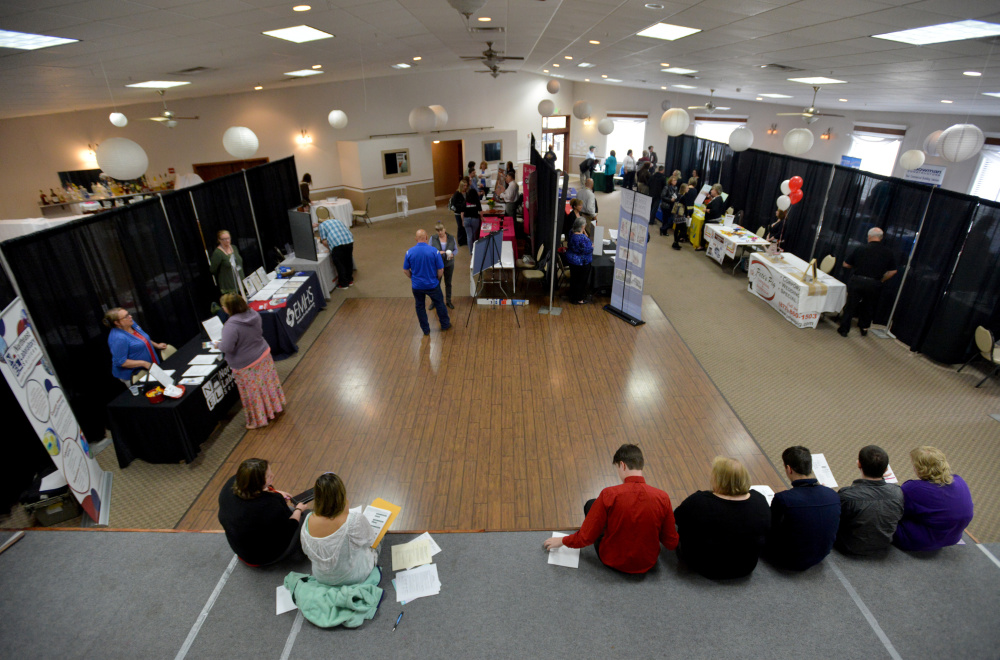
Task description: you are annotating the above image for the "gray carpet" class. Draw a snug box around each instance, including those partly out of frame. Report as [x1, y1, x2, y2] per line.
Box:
[1, 530, 998, 659]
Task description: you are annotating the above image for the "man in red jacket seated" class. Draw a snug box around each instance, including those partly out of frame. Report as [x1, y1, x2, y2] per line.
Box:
[542, 444, 679, 573]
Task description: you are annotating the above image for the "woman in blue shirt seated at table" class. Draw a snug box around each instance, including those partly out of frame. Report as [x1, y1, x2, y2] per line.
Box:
[566, 217, 594, 305]
[103, 307, 167, 385]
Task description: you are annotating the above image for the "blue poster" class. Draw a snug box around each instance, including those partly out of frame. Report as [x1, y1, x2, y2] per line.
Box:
[840, 156, 861, 169]
[608, 189, 652, 322]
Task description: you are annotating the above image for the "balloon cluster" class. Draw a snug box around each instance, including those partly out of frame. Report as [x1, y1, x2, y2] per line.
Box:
[776, 176, 803, 211]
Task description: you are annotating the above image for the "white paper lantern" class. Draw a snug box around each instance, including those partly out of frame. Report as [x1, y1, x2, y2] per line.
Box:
[783, 128, 814, 156]
[428, 105, 449, 129]
[538, 99, 555, 117]
[546, 79, 560, 94]
[899, 149, 926, 171]
[780, 179, 791, 195]
[327, 109, 348, 129]
[937, 123, 985, 163]
[660, 108, 690, 137]
[776, 195, 791, 211]
[222, 126, 259, 159]
[408, 106, 436, 133]
[728, 126, 753, 152]
[109, 112, 128, 127]
[597, 118, 614, 135]
[923, 130, 943, 157]
[96, 137, 148, 181]
[572, 100, 592, 120]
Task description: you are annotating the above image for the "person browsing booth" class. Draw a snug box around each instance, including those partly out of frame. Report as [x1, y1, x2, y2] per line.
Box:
[403, 229, 451, 336]
[542, 444, 678, 574]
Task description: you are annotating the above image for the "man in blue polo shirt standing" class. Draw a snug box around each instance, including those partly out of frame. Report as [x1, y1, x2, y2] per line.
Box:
[403, 229, 451, 335]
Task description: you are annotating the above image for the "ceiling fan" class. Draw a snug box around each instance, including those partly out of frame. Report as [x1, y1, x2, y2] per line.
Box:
[475, 63, 516, 79]
[460, 41, 524, 68]
[144, 90, 199, 128]
[687, 89, 730, 114]
[776, 85, 844, 124]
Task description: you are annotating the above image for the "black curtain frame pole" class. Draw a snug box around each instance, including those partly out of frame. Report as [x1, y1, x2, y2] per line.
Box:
[242, 170, 267, 270]
[884, 187, 935, 338]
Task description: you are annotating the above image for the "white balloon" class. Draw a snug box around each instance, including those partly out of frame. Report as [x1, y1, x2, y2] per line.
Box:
[327, 109, 348, 129]
[899, 149, 926, 171]
[776, 195, 791, 211]
[109, 112, 128, 127]
[538, 99, 555, 117]
[728, 126, 753, 152]
[938, 123, 985, 163]
[546, 79, 560, 94]
[780, 180, 791, 195]
[428, 105, 449, 129]
[660, 108, 690, 137]
[96, 138, 148, 180]
[597, 118, 614, 135]
[572, 100, 592, 120]
[222, 126, 259, 159]
[408, 106, 436, 133]
[923, 130, 943, 157]
[783, 128, 814, 156]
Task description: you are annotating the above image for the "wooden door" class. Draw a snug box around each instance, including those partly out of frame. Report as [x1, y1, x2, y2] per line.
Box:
[432, 140, 464, 200]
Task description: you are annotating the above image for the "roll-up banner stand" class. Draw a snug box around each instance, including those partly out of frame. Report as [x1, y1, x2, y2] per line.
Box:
[0, 297, 112, 525]
[605, 189, 652, 326]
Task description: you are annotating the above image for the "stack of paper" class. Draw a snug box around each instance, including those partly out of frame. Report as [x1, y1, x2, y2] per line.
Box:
[181, 364, 217, 378]
[546, 532, 580, 569]
[750, 485, 775, 506]
[391, 538, 432, 571]
[188, 354, 219, 365]
[394, 563, 441, 603]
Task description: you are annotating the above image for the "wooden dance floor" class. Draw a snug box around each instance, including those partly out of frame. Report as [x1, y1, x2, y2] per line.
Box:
[178, 296, 784, 532]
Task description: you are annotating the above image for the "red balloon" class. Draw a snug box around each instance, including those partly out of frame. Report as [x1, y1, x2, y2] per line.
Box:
[789, 188, 804, 205]
[788, 176, 803, 192]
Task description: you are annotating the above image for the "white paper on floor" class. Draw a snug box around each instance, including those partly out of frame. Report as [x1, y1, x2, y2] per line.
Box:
[546, 532, 580, 569]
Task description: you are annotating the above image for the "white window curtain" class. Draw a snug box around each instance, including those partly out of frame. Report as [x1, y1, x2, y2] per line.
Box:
[846, 134, 902, 177]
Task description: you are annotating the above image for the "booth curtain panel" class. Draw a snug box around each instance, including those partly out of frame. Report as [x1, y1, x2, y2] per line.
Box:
[244, 156, 297, 270]
[160, 192, 219, 318]
[664, 134, 735, 190]
[190, 171, 264, 276]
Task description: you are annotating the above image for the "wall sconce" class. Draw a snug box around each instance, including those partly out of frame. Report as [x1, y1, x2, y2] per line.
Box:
[820, 128, 833, 140]
[295, 129, 313, 145]
[767, 124, 778, 136]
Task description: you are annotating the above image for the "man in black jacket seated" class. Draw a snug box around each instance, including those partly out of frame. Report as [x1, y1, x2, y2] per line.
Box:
[838, 227, 898, 337]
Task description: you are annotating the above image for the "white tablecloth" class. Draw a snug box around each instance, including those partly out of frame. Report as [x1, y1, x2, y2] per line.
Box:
[469, 240, 515, 296]
[747, 252, 847, 328]
[310, 199, 354, 228]
[280, 252, 335, 299]
[703, 223, 770, 265]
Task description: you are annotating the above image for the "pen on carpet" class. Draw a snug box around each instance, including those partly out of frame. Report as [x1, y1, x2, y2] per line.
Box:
[393, 612, 404, 632]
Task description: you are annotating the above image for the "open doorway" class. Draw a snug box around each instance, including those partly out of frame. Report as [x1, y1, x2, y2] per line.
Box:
[541, 115, 569, 172]
[432, 139, 464, 203]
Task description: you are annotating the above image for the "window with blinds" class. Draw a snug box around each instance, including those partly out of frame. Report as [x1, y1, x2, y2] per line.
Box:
[969, 147, 1000, 202]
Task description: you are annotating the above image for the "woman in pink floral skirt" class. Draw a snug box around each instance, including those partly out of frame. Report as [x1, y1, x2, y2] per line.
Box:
[218, 293, 285, 429]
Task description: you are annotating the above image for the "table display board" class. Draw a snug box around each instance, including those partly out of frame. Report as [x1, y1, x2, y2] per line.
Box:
[704, 224, 770, 265]
[607, 189, 652, 324]
[747, 252, 847, 329]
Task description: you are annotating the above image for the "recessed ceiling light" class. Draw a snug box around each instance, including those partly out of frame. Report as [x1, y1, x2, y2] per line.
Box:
[589, 40, 600, 45]
[543, 69, 549, 73]
[285, 69, 323, 77]
[601, 75, 608, 78]
[125, 80, 191, 88]
[982, 92, 1000, 98]
[637, 22, 701, 41]
[551, 74, 565, 78]
[311, 64, 321, 69]
[478, 17, 491, 22]
[391, 63, 411, 69]
[433, 140, 440, 144]
[578, 62, 595, 68]
[661, 67, 697, 75]
[964, 71, 981, 77]
[263, 25, 333, 43]
[758, 93, 792, 98]
[872, 20, 1000, 45]
[584, 78, 590, 82]
[788, 76, 845, 85]
[661, 86, 667, 90]
[565, 55, 573, 60]
[839, 98, 848, 102]
[553, 63, 560, 67]
[659, 63, 670, 67]
[755, 97, 762, 100]
[0, 29, 78, 50]
[292, 4, 310, 11]
[673, 84, 696, 89]
[605, 78, 622, 82]
[254, 85, 263, 90]
[941, 99, 953, 103]
[413, 56, 422, 61]
[645, 3, 665, 8]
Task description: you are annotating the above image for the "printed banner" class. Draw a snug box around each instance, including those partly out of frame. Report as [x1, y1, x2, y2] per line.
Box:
[0, 298, 109, 522]
[903, 164, 946, 186]
[609, 189, 652, 322]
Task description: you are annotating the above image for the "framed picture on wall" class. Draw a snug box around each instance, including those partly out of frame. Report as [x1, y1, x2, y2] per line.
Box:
[382, 149, 410, 178]
[483, 140, 502, 162]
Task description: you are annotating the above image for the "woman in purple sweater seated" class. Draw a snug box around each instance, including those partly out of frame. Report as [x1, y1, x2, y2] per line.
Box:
[217, 293, 286, 429]
[893, 446, 973, 551]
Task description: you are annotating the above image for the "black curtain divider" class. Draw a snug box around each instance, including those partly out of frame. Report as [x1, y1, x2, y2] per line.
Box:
[160, 191, 219, 318]
[530, 137, 557, 270]
[664, 134, 735, 187]
[920, 200, 1000, 363]
[244, 156, 298, 270]
[0, 254, 16, 311]
[189, 171, 264, 276]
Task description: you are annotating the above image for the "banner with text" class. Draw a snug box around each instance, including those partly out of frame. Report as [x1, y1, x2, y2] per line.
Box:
[0, 298, 108, 522]
[609, 189, 652, 322]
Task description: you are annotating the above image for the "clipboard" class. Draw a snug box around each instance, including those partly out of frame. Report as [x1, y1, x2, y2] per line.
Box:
[369, 497, 401, 548]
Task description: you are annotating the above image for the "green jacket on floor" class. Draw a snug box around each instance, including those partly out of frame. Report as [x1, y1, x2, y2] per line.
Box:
[284, 566, 383, 628]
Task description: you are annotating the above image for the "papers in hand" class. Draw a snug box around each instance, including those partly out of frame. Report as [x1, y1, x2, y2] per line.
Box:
[391, 538, 432, 571]
[546, 532, 580, 569]
[363, 506, 391, 536]
[750, 485, 775, 506]
[394, 563, 441, 603]
[182, 364, 217, 378]
[811, 453, 839, 489]
[366, 498, 401, 548]
[188, 354, 219, 365]
[276, 585, 297, 615]
[201, 316, 223, 343]
[883, 464, 898, 484]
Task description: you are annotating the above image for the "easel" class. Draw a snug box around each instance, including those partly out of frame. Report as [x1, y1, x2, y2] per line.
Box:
[466, 228, 520, 328]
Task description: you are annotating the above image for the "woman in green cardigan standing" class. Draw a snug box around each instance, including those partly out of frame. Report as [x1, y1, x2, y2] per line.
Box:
[209, 230, 244, 295]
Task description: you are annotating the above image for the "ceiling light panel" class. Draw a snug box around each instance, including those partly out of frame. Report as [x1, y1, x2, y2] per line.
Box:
[637, 23, 701, 41]
[125, 80, 191, 88]
[788, 77, 845, 84]
[285, 69, 323, 76]
[983, 92, 1000, 98]
[758, 93, 792, 98]
[578, 62, 595, 68]
[604, 78, 622, 82]
[391, 63, 411, 69]
[0, 29, 78, 50]
[872, 20, 1000, 46]
[661, 67, 697, 75]
[673, 84, 697, 89]
[262, 25, 333, 43]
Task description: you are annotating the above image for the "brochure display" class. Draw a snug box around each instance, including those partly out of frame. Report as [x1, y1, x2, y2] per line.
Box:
[0, 298, 110, 523]
[605, 189, 652, 326]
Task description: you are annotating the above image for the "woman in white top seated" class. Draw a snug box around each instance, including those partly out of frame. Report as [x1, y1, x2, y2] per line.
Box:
[300, 472, 378, 586]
